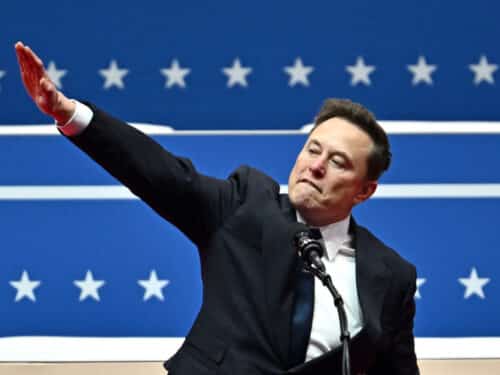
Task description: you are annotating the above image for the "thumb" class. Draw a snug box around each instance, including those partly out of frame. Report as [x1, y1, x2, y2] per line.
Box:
[37, 77, 59, 114]
[40, 76, 56, 96]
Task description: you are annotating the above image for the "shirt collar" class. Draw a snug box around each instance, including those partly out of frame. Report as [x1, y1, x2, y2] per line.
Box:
[296, 212, 352, 260]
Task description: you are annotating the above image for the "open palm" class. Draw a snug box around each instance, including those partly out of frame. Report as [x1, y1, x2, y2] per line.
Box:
[15, 42, 73, 123]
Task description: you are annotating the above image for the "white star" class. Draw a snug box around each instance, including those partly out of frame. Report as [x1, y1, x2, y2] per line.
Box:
[458, 267, 490, 299]
[160, 59, 190, 88]
[346, 57, 375, 86]
[415, 278, 426, 299]
[74, 270, 106, 302]
[138, 270, 170, 301]
[46, 61, 67, 89]
[284, 58, 314, 87]
[222, 58, 252, 88]
[408, 56, 437, 85]
[469, 55, 498, 85]
[99, 60, 129, 89]
[9, 270, 41, 302]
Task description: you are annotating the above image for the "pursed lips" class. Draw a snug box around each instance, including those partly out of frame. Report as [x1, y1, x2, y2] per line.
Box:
[298, 178, 322, 193]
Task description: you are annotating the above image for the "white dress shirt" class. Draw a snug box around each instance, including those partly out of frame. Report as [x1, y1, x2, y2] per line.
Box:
[59, 101, 364, 361]
[297, 215, 364, 361]
[57, 100, 93, 136]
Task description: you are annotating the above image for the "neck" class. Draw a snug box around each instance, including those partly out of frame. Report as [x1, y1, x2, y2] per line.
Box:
[297, 209, 351, 227]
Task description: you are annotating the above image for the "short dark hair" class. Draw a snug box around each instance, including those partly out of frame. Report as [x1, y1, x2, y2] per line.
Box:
[312, 98, 391, 180]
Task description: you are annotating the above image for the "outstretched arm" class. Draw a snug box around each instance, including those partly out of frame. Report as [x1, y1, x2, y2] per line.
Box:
[15, 41, 75, 124]
[14, 42, 245, 247]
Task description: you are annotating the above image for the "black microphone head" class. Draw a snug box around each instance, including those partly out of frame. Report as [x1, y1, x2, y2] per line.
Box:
[293, 230, 309, 258]
[294, 229, 325, 260]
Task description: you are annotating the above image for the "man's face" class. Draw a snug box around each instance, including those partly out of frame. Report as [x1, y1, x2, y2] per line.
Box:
[288, 117, 378, 226]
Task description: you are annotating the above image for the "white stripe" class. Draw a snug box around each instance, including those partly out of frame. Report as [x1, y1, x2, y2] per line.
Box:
[2, 121, 500, 135]
[0, 337, 498, 361]
[308, 121, 500, 134]
[0, 186, 138, 200]
[0, 124, 175, 136]
[374, 183, 500, 198]
[416, 337, 500, 359]
[1, 184, 500, 200]
[380, 121, 500, 134]
[280, 184, 500, 198]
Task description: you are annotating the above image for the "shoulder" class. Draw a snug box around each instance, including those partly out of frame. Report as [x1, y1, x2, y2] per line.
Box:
[227, 165, 281, 201]
[355, 224, 416, 282]
[228, 165, 277, 184]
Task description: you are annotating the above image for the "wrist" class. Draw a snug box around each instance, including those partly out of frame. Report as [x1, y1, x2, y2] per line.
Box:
[52, 93, 76, 124]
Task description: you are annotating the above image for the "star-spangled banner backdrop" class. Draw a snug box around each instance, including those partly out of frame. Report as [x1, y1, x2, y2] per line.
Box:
[0, 1, 500, 128]
[0, 0, 499, 354]
[1, 131, 499, 340]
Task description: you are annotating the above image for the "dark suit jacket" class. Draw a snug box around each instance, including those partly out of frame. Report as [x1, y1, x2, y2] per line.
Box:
[68, 103, 419, 375]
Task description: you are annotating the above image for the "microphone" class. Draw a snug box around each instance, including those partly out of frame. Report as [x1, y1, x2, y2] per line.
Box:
[293, 227, 352, 375]
[294, 229, 326, 273]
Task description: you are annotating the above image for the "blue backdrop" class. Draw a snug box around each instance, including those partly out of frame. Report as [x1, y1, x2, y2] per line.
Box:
[0, 0, 499, 339]
[1, 133, 499, 337]
[0, 1, 499, 128]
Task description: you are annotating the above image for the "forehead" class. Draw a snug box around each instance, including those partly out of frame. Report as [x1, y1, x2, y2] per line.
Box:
[307, 117, 374, 153]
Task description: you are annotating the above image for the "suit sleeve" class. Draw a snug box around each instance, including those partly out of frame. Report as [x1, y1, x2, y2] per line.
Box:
[66, 103, 245, 247]
[369, 266, 420, 375]
[371, 266, 420, 375]
[388, 274, 419, 375]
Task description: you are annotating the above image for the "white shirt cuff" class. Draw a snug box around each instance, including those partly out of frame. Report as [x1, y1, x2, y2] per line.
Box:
[56, 100, 93, 136]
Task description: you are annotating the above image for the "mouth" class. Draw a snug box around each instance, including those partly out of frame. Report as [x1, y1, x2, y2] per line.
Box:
[298, 179, 322, 193]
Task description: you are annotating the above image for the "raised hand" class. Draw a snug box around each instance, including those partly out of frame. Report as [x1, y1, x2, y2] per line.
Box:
[15, 42, 75, 124]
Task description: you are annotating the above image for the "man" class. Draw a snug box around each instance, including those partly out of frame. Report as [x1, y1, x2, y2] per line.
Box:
[15, 42, 419, 374]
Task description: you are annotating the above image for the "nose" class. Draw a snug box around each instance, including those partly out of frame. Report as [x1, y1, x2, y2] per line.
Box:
[309, 156, 327, 177]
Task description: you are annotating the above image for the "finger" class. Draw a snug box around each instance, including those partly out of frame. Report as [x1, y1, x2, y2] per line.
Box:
[15, 43, 29, 74]
[15, 47, 36, 94]
[20, 46, 46, 97]
[14, 41, 25, 62]
[16, 44, 40, 79]
[21, 48, 38, 86]
[24, 45, 45, 74]
[15, 46, 27, 82]
[18, 46, 41, 98]
[23, 45, 44, 82]
[14, 42, 24, 64]
[16, 45, 34, 79]
[27, 46, 45, 70]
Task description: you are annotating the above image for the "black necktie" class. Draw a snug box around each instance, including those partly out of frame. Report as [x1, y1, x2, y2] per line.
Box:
[289, 229, 320, 367]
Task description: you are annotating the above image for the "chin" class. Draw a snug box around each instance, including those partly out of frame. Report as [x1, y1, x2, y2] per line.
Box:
[290, 194, 319, 213]
[290, 184, 316, 203]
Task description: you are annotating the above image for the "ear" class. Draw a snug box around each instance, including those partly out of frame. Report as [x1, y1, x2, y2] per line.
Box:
[353, 180, 377, 205]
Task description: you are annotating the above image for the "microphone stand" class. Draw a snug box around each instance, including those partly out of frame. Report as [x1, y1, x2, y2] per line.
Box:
[304, 263, 351, 375]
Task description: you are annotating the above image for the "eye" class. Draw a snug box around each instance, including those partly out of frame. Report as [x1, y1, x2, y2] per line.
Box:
[308, 145, 321, 155]
[330, 156, 346, 168]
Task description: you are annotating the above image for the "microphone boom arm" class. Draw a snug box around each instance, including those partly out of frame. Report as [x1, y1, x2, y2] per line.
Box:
[304, 264, 351, 375]
[295, 230, 351, 375]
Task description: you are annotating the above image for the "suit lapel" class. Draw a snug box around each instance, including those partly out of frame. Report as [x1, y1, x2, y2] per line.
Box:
[261, 198, 392, 367]
[287, 220, 393, 374]
[261, 194, 307, 365]
[352, 219, 391, 338]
